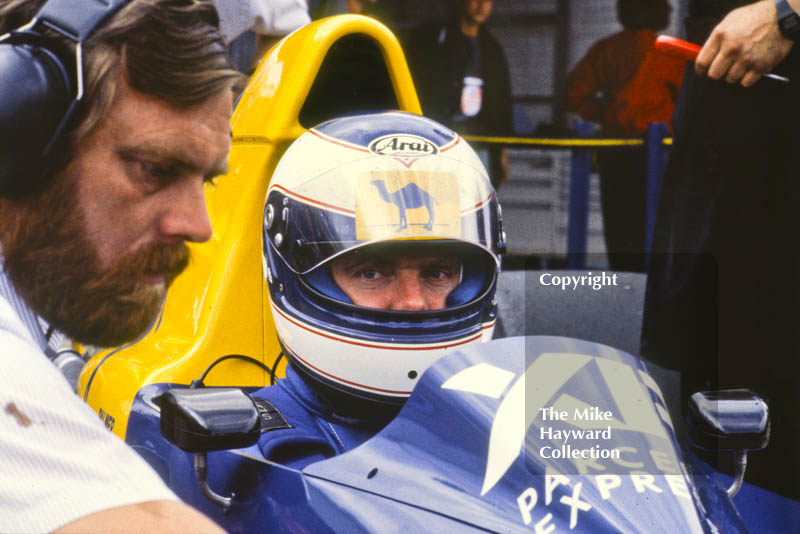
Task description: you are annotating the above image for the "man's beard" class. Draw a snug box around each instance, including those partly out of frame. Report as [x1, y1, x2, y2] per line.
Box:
[0, 176, 189, 348]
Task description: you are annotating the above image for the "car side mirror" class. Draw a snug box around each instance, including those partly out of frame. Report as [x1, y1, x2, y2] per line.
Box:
[159, 387, 262, 453]
[158, 387, 262, 511]
[687, 389, 769, 497]
[687, 389, 769, 452]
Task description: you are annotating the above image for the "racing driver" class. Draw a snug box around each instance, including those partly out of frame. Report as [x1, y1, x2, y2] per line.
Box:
[254, 110, 505, 467]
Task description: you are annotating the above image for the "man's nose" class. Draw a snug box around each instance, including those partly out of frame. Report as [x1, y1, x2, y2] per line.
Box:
[157, 179, 213, 243]
[392, 274, 428, 311]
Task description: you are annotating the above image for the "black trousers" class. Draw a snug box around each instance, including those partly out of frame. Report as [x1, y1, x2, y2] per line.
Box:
[598, 147, 648, 273]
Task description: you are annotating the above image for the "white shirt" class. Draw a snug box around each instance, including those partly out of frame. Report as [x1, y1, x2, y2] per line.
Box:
[0, 265, 177, 533]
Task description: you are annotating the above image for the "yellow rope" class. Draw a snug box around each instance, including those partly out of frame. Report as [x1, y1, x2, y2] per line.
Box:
[464, 135, 673, 147]
[233, 134, 674, 148]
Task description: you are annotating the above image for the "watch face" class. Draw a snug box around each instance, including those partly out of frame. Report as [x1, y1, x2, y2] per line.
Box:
[777, 0, 800, 39]
[784, 15, 800, 33]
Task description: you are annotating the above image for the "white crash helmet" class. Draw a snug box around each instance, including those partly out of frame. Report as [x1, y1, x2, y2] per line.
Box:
[263, 111, 505, 405]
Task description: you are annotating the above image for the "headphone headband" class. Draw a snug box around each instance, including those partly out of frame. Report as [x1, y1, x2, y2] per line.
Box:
[36, 0, 130, 42]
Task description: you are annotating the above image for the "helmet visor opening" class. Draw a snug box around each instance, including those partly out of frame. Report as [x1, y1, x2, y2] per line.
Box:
[302, 241, 497, 313]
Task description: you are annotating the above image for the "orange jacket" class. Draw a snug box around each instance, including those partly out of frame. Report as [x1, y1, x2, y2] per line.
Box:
[566, 29, 685, 136]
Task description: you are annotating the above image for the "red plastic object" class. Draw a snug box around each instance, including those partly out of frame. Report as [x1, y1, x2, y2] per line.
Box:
[655, 35, 701, 62]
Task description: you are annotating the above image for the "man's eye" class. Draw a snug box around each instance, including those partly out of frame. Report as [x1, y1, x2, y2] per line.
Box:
[141, 162, 174, 180]
[359, 269, 381, 280]
[425, 269, 453, 280]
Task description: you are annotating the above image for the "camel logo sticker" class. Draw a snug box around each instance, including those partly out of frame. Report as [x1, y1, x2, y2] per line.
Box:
[369, 134, 438, 164]
[355, 171, 461, 240]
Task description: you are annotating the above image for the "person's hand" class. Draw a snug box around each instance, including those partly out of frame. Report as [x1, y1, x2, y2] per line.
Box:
[696, 0, 794, 86]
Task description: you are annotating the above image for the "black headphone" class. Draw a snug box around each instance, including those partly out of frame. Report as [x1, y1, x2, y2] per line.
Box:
[0, 0, 130, 196]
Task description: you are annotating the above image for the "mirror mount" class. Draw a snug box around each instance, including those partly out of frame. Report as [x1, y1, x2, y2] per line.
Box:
[194, 451, 233, 511]
[727, 450, 748, 499]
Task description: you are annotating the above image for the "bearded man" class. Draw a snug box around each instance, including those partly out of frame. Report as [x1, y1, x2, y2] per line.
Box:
[0, 0, 242, 531]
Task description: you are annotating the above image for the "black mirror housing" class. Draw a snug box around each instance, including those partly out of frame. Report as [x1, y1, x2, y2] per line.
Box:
[687, 389, 770, 452]
[159, 387, 261, 453]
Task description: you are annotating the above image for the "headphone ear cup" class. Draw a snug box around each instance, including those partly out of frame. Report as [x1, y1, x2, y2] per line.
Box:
[0, 42, 72, 196]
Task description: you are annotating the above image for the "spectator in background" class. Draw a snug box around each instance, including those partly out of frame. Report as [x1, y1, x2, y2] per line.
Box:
[345, 0, 377, 15]
[566, 0, 684, 273]
[308, 0, 383, 21]
[405, 0, 513, 189]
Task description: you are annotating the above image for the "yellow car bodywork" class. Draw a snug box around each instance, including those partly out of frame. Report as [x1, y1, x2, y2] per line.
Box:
[77, 14, 422, 439]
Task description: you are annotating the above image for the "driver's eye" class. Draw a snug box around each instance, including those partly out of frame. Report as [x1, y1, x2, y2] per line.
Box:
[424, 264, 459, 280]
[360, 269, 380, 280]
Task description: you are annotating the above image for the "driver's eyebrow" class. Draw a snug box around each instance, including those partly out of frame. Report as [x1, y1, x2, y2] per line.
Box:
[334, 255, 391, 272]
[423, 256, 461, 266]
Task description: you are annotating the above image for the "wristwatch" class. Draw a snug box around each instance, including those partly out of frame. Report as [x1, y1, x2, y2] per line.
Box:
[775, 0, 800, 41]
